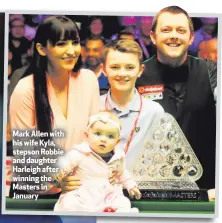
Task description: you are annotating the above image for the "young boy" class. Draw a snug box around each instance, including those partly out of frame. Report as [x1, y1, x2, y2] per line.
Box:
[53, 111, 141, 212]
[100, 39, 164, 173]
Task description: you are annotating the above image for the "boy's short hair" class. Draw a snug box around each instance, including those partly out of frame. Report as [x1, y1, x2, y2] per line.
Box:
[102, 39, 143, 64]
[151, 5, 194, 33]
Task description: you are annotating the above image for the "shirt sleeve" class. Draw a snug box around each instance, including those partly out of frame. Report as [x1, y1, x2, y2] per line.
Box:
[205, 59, 217, 99]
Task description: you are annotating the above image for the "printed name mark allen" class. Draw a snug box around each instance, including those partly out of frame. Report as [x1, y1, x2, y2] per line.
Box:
[12, 130, 49, 137]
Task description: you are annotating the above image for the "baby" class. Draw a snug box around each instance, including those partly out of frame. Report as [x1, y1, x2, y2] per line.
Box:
[53, 111, 141, 212]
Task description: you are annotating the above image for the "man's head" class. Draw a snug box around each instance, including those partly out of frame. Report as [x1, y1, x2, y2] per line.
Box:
[198, 38, 217, 62]
[140, 16, 153, 37]
[198, 40, 208, 59]
[84, 37, 104, 70]
[89, 17, 103, 36]
[119, 27, 135, 40]
[150, 6, 194, 67]
[9, 14, 25, 39]
[102, 39, 144, 93]
[201, 17, 217, 36]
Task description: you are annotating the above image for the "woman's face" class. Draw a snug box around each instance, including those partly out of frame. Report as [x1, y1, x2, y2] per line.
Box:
[90, 19, 103, 36]
[43, 39, 81, 72]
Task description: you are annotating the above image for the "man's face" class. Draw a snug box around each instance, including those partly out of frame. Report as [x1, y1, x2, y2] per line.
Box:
[198, 41, 208, 58]
[140, 17, 153, 37]
[10, 20, 25, 39]
[207, 39, 217, 62]
[150, 12, 194, 65]
[203, 20, 217, 35]
[84, 39, 104, 69]
[198, 39, 217, 62]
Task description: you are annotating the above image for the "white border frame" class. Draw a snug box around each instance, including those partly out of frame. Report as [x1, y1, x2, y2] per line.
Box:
[1, 9, 221, 219]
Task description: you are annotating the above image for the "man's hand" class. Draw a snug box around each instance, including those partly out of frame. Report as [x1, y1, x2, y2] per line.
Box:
[208, 188, 215, 201]
[60, 176, 81, 192]
[128, 187, 142, 200]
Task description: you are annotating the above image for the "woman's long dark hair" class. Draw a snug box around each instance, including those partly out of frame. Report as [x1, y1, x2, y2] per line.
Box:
[32, 16, 82, 134]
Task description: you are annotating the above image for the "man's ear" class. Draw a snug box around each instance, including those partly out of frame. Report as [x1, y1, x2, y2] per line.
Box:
[36, 43, 46, 56]
[189, 33, 195, 45]
[137, 64, 145, 78]
[150, 31, 156, 45]
[101, 63, 107, 77]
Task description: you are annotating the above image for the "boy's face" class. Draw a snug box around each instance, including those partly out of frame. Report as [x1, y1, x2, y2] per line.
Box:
[86, 121, 120, 155]
[103, 50, 144, 93]
[150, 12, 194, 63]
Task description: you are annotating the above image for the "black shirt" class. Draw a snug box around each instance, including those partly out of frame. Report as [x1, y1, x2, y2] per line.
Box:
[136, 55, 217, 190]
[9, 34, 31, 72]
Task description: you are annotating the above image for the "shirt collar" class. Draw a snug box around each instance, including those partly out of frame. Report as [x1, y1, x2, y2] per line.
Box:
[106, 88, 141, 112]
[155, 57, 189, 83]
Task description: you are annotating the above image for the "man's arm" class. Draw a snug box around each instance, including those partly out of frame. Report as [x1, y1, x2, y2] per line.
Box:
[205, 59, 217, 100]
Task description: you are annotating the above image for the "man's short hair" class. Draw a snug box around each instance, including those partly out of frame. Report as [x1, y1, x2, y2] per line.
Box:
[151, 6, 194, 33]
[83, 36, 105, 47]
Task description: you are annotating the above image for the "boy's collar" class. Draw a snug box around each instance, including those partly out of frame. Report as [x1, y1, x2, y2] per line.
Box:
[107, 88, 141, 112]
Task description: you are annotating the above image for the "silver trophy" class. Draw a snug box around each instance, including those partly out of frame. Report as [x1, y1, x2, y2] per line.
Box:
[131, 113, 205, 199]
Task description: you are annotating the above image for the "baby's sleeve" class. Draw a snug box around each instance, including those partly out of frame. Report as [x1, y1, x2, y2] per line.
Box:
[53, 149, 82, 181]
[116, 158, 138, 191]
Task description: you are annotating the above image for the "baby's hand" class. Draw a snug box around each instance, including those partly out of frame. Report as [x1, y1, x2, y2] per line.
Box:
[109, 170, 118, 184]
[128, 187, 142, 200]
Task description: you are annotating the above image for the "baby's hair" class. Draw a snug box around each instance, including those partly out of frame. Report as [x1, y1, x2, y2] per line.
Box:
[87, 110, 122, 134]
[98, 109, 122, 128]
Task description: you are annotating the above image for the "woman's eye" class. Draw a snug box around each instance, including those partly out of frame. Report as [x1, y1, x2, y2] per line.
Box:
[95, 132, 101, 136]
[56, 41, 66, 46]
[72, 40, 80, 45]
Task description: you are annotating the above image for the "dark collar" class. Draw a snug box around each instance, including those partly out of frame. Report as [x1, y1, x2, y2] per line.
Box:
[156, 57, 189, 84]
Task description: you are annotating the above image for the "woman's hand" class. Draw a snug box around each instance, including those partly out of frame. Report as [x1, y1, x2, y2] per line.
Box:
[6, 123, 12, 142]
[60, 176, 81, 192]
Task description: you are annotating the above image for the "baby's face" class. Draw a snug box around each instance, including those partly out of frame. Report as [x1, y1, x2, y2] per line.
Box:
[87, 121, 120, 154]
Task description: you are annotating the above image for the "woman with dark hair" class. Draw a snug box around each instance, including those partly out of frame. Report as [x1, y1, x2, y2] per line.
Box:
[10, 15, 100, 148]
[9, 16, 100, 197]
